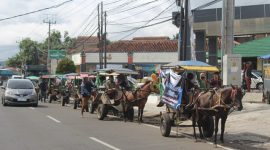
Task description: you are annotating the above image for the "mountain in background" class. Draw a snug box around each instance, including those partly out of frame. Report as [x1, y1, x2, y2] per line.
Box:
[0, 45, 19, 61]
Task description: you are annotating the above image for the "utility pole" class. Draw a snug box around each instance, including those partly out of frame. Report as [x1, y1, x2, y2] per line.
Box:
[180, 2, 184, 61]
[221, 0, 234, 56]
[97, 4, 102, 69]
[43, 15, 56, 74]
[104, 11, 107, 68]
[100, 2, 104, 69]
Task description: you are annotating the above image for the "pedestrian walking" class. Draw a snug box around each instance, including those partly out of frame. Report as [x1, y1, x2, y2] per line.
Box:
[80, 77, 93, 117]
[245, 61, 252, 92]
[39, 79, 47, 102]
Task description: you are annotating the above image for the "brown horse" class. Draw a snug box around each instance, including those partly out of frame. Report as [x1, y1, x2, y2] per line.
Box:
[122, 81, 160, 123]
[192, 86, 244, 144]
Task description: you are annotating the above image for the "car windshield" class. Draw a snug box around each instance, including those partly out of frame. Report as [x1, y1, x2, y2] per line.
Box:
[7, 80, 34, 89]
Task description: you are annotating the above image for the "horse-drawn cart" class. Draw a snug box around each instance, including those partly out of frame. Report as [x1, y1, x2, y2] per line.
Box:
[159, 61, 219, 137]
[93, 68, 139, 121]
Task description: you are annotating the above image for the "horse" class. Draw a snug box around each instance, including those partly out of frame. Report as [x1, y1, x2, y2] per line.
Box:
[122, 80, 160, 123]
[192, 85, 244, 144]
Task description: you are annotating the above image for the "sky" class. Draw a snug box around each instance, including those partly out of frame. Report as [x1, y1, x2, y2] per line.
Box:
[0, 0, 269, 61]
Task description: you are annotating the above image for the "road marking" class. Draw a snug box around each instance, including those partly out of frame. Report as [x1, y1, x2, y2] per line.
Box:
[143, 124, 235, 150]
[46, 115, 61, 123]
[29, 107, 35, 110]
[144, 124, 159, 129]
[89, 137, 121, 150]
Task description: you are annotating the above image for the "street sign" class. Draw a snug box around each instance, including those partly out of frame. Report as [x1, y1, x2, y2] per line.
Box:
[49, 50, 66, 59]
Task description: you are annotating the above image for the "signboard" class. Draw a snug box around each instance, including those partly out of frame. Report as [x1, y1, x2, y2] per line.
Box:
[25, 65, 47, 71]
[49, 50, 66, 59]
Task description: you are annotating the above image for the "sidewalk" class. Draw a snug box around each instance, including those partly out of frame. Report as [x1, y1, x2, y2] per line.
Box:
[144, 92, 266, 117]
[143, 92, 270, 149]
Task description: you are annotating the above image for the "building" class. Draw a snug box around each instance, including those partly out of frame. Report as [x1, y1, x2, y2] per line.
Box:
[69, 36, 178, 76]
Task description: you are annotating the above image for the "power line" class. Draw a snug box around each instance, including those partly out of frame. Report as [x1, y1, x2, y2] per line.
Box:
[108, 16, 170, 25]
[0, 0, 73, 22]
[109, 18, 172, 34]
[118, 1, 175, 40]
[110, 0, 159, 15]
[73, 27, 99, 49]
[104, 0, 125, 6]
[110, 0, 170, 21]
[106, 0, 139, 13]
[59, 0, 96, 18]
[71, 10, 98, 37]
[192, 0, 222, 11]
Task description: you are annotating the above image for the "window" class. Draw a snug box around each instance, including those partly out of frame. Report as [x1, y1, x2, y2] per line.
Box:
[7, 80, 34, 89]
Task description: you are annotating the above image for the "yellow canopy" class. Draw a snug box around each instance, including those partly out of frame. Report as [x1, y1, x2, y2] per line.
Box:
[180, 66, 219, 72]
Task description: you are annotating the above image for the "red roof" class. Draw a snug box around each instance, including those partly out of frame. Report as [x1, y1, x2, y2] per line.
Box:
[68, 36, 178, 54]
[68, 36, 99, 54]
[107, 38, 177, 52]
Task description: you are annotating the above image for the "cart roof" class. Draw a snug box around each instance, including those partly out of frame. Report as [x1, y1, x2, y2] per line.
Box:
[95, 68, 138, 75]
[259, 54, 270, 60]
[162, 60, 219, 72]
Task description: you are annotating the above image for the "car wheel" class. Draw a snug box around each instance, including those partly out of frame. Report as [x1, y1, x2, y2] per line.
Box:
[2, 98, 7, 106]
[33, 103, 38, 107]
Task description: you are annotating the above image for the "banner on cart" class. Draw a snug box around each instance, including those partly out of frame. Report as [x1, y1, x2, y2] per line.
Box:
[161, 81, 183, 110]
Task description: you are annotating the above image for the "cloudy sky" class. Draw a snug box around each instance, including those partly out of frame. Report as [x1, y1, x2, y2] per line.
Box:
[0, 0, 269, 61]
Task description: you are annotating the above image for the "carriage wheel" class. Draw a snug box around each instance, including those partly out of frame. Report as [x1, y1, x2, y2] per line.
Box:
[267, 91, 270, 104]
[126, 107, 134, 121]
[88, 100, 95, 114]
[97, 104, 108, 120]
[202, 116, 214, 138]
[160, 112, 171, 137]
[73, 100, 78, 109]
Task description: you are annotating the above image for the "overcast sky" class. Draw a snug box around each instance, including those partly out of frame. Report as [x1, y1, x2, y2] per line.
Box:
[0, 0, 269, 61]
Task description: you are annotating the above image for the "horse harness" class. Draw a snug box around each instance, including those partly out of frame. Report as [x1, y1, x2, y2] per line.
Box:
[193, 88, 238, 114]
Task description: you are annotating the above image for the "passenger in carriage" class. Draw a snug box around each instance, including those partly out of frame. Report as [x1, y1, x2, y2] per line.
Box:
[199, 72, 209, 90]
[116, 74, 130, 90]
[209, 72, 222, 88]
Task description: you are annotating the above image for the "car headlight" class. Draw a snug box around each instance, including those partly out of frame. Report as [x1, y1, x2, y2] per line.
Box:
[30, 90, 36, 96]
[6, 91, 14, 95]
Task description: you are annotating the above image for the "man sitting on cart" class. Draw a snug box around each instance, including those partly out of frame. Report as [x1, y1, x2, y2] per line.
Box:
[105, 75, 116, 90]
[116, 74, 130, 90]
[184, 72, 199, 109]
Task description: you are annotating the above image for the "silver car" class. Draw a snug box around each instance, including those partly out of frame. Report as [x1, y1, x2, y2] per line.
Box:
[1, 79, 38, 107]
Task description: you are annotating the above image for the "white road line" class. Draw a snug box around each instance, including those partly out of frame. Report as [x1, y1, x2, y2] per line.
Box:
[46, 115, 61, 123]
[89, 137, 121, 150]
[29, 107, 35, 110]
[143, 124, 235, 150]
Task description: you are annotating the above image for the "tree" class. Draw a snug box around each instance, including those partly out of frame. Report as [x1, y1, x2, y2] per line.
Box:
[56, 57, 76, 74]
[6, 30, 76, 68]
[5, 54, 22, 68]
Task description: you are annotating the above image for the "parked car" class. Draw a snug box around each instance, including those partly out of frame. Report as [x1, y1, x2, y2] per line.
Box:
[241, 70, 263, 90]
[1, 79, 38, 107]
[11, 75, 22, 79]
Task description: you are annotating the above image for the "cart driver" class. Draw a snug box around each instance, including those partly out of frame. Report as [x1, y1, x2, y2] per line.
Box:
[105, 75, 116, 90]
[185, 73, 199, 109]
[116, 74, 130, 90]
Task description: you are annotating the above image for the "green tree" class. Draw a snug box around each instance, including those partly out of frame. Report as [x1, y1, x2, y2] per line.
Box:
[56, 57, 76, 74]
[6, 30, 76, 67]
[5, 54, 22, 68]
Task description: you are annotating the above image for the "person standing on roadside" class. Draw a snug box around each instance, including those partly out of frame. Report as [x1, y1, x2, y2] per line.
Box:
[245, 62, 252, 92]
[80, 77, 92, 117]
[39, 79, 47, 102]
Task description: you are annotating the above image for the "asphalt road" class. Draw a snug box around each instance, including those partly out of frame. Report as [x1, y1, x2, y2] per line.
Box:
[0, 103, 221, 150]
